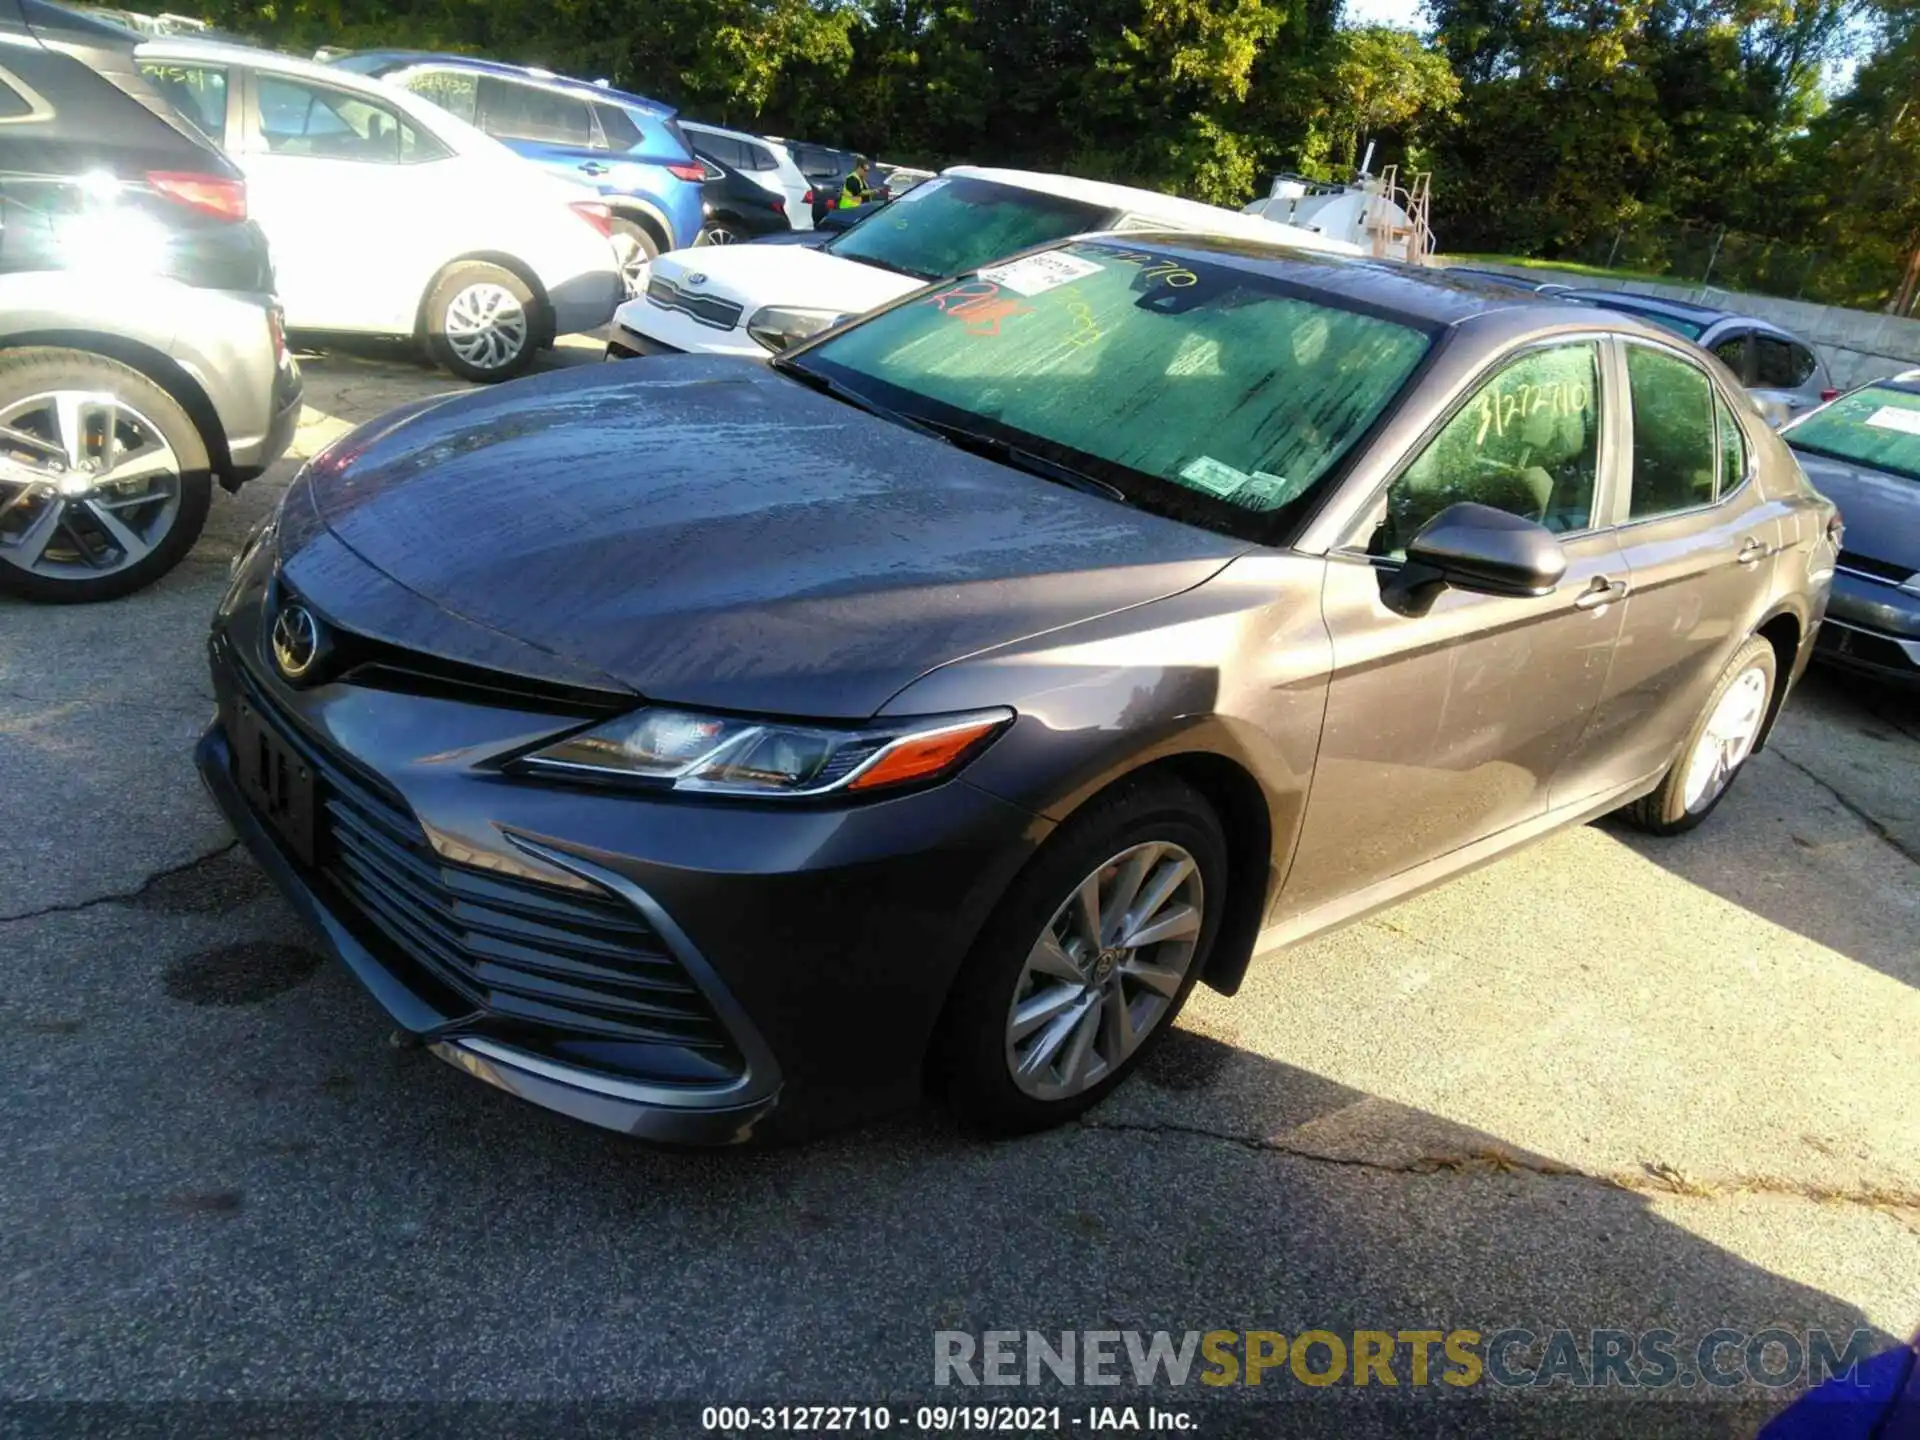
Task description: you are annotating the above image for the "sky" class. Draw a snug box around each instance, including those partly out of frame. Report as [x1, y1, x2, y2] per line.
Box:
[1341, 0, 1428, 29]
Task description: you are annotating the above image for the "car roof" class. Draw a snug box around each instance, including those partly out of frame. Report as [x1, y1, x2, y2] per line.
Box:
[936, 166, 1368, 255]
[1565, 289, 1816, 343]
[1074, 232, 1648, 330]
[680, 119, 789, 150]
[138, 35, 413, 93]
[324, 49, 673, 118]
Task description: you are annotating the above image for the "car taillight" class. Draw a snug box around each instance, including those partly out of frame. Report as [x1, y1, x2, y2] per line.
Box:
[803, 188, 814, 205]
[147, 171, 247, 221]
[1820, 388, 1839, 403]
[667, 161, 706, 183]
[569, 200, 613, 237]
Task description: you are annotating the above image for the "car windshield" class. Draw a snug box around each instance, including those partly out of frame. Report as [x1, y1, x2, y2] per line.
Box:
[1784, 383, 1920, 483]
[823, 176, 1111, 282]
[789, 239, 1433, 540]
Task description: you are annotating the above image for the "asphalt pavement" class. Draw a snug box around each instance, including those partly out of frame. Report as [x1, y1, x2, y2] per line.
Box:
[2, 336, 1915, 1436]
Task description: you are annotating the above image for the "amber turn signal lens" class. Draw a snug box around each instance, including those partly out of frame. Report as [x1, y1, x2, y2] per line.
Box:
[847, 718, 1007, 792]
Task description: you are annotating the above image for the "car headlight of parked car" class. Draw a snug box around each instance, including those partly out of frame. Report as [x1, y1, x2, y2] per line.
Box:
[514, 705, 1013, 797]
[746, 305, 855, 353]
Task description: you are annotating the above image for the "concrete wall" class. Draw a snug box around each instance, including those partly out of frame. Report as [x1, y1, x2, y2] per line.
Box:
[1449, 261, 1920, 391]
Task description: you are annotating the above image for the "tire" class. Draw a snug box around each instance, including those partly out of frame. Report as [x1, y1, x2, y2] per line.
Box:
[423, 262, 540, 382]
[697, 222, 742, 247]
[1624, 634, 1777, 835]
[609, 218, 659, 297]
[0, 347, 212, 603]
[935, 775, 1229, 1135]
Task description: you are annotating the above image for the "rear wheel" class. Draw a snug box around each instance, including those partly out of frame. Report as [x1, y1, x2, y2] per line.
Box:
[935, 776, 1227, 1134]
[423, 262, 539, 382]
[0, 348, 212, 603]
[698, 222, 743, 246]
[609, 218, 659, 297]
[1625, 635, 1777, 834]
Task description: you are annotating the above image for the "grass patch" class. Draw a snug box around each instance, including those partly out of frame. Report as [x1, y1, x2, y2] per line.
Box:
[1446, 252, 1679, 285]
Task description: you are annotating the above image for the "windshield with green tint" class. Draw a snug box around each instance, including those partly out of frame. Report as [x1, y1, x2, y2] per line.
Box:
[1785, 383, 1920, 483]
[823, 177, 1111, 282]
[784, 240, 1434, 540]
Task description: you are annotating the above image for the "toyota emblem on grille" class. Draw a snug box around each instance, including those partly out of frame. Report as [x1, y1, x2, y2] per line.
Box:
[272, 604, 322, 681]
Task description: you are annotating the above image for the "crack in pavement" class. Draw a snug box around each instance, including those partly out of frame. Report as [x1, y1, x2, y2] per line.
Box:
[1077, 1117, 1920, 1217]
[1769, 748, 1920, 867]
[0, 840, 241, 924]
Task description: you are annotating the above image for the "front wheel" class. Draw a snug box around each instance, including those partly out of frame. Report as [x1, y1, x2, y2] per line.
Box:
[0, 347, 212, 603]
[934, 775, 1227, 1134]
[609, 218, 659, 297]
[423, 262, 540, 382]
[1625, 634, 1777, 834]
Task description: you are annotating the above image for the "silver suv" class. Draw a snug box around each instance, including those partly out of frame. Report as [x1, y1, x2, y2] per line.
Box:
[0, 0, 300, 602]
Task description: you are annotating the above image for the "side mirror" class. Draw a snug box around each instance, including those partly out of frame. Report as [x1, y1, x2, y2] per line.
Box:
[1390, 502, 1568, 607]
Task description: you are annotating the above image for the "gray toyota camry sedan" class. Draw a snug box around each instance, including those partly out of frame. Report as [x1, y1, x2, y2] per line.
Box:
[199, 234, 1838, 1144]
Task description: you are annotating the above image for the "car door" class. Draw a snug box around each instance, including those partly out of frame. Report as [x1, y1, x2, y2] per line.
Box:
[1278, 339, 1629, 921]
[469, 74, 607, 185]
[235, 68, 449, 332]
[1572, 338, 1785, 786]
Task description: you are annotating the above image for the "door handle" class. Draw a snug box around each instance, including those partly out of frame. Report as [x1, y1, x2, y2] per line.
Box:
[1737, 537, 1767, 566]
[1574, 576, 1630, 611]
[579, 161, 609, 176]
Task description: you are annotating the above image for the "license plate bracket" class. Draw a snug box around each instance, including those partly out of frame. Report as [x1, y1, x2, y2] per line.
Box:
[234, 698, 318, 866]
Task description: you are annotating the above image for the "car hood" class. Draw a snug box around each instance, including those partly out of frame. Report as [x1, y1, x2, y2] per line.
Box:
[1793, 451, 1920, 566]
[625, 243, 923, 329]
[290, 357, 1245, 718]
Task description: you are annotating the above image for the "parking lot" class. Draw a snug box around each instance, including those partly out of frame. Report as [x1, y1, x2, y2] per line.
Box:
[2, 336, 1917, 1431]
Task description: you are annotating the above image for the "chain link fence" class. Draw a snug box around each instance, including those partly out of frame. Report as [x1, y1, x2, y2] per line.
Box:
[1564, 221, 1912, 313]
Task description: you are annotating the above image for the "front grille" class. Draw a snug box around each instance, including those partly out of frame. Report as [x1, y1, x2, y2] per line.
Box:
[645, 276, 746, 331]
[231, 661, 741, 1072]
[1837, 549, 1915, 586]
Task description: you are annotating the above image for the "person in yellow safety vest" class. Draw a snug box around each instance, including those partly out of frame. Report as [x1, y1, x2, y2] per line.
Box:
[837, 157, 875, 211]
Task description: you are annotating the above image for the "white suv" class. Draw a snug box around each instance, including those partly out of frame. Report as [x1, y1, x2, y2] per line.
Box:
[606, 167, 1362, 362]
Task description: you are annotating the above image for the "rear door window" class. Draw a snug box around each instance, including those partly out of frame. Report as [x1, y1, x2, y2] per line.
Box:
[255, 75, 442, 163]
[477, 77, 595, 147]
[741, 141, 778, 172]
[1624, 345, 1718, 519]
[1755, 335, 1817, 388]
[137, 62, 227, 142]
[396, 68, 477, 126]
[594, 103, 641, 150]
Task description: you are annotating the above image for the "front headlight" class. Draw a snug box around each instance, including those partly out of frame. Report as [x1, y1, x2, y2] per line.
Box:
[514, 705, 1013, 798]
[746, 305, 854, 353]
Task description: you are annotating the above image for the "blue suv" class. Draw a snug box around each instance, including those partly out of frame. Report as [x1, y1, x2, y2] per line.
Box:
[331, 52, 705, 293]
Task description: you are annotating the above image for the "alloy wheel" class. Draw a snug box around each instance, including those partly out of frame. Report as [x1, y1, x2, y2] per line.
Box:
[610, 232, 651, 295]
[1682, 666, 1769, 812]
[0, 390, 183, 581]
[699, 225, 739, 246]
[1004, 841, 1204, 1102]
[442, 283, 530, 373]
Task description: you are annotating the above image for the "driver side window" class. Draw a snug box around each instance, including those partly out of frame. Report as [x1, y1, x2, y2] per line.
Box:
[1368, 343, 1601, 557]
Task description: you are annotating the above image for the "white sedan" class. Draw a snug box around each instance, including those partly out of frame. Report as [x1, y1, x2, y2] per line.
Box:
[137, 40, 622, 381]
[605, 167, 1363, 362]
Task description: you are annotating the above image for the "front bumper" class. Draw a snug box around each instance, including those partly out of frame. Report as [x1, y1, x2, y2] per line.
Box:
[606, 293, 765, 360]
[197, 578, 1047, 1142]
[1815, 571, 1920, 682]
[605, 319, 685, 360]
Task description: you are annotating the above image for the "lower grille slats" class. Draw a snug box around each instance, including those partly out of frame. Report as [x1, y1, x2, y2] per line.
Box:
[233, 663, 740, 1072]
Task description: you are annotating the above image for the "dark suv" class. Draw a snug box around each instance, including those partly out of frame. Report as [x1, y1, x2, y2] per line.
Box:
[0, 0, 300, 602]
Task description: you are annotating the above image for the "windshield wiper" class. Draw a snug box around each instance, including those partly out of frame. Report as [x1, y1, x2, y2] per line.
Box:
[772, 360, 1129, 504]
[912, 418, 1128, 503]
[770, 358, 942, 437]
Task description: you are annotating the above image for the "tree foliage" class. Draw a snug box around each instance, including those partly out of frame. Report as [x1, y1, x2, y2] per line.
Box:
[196, 0, 1918, 302]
